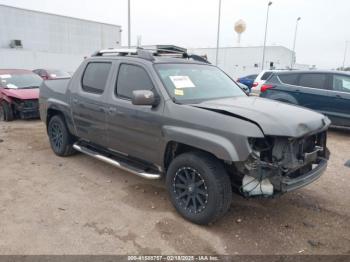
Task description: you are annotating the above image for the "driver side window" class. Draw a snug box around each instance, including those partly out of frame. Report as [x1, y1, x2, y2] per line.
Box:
[116, 64, 154, 99]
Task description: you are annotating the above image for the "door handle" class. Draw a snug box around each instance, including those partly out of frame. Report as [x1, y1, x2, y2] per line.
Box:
[336, 94, 342, 98]
[107, 107, 117, 115]
[72, 98, 78, 104]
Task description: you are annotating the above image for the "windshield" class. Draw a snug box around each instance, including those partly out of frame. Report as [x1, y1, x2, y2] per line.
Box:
[155, 64, 245, 103]
[47, 70, 71, 79]
[0, 73, 43, 89]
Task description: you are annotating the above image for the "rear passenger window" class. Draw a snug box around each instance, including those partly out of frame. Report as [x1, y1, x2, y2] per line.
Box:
[278, 74, 299, 85]
[298, 74, 327, 89]
[82, 62, 112, 94]
[261, 72, 273, 80]
[116, 64, 154, 99]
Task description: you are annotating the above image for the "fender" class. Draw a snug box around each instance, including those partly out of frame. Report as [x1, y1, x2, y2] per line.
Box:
[46, 98, 77, 136]
[162, 126, 248, 162]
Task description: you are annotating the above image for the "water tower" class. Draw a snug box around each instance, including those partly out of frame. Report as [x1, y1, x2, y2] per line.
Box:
[234, 19, 247, 44]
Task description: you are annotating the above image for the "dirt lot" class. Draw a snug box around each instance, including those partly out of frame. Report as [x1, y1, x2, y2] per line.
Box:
[0, 120, 349, 255]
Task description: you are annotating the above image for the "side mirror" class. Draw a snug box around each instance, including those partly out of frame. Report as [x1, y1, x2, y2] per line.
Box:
[238, 83, 250, 95]
[132, 90, 159, 107]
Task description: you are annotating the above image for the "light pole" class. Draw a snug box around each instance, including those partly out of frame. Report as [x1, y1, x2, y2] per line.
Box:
[215, 0, 222, 66]
[261, 1, 272, 70]
[342, 41, 349, 70]
[291, 17, 301, 69]
[128, 0, 131, 48]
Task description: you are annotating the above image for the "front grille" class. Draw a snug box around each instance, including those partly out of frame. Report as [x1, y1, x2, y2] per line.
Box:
[24, 99, 39, 109]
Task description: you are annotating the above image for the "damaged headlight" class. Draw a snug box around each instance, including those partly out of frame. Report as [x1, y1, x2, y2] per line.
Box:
[248, 137, 274, 160]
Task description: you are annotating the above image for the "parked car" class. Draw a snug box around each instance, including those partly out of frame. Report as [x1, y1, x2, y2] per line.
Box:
[0, 69, 42, 121]
[40, 48, 330, 224]
[237, 74, 258, 91]
[251, 70, 275, 94]
[33, 69, 71, 80]
[260, 70, 350, 127]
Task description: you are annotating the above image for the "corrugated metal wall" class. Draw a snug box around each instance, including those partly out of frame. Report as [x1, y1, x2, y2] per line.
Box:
[0, 4, 121, 71]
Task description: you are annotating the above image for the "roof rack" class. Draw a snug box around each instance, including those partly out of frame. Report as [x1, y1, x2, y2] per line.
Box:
[91, 47, 210, 64]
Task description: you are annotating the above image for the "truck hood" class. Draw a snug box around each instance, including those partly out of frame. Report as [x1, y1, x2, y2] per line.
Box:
[1, 88, 39, 100]
[192, 96, 330, 138]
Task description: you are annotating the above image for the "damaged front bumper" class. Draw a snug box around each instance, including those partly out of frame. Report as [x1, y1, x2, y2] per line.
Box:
[280, 157, 327, 193]
[238, 130, 329, 196]
[14, 99, 40, 119]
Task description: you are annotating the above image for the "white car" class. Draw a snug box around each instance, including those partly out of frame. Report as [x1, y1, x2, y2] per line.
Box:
[251, 70, 275, 95]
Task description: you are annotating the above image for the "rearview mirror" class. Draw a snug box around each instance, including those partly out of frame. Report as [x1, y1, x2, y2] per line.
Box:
[132, 90, 159, 107]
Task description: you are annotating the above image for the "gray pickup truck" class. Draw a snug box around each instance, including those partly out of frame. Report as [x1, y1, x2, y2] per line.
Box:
[40, 48, 330, 224]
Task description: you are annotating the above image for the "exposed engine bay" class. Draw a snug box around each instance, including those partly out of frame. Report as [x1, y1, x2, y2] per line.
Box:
[236, 131, 329, 196]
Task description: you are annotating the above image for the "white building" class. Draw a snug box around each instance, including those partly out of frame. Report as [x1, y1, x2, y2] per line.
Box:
[188, 46, 295, 78]
[0, 4, 121, 72]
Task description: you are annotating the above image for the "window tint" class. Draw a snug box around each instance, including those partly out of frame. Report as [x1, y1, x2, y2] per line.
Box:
[116, 64, 154, 99]
[261, 72, 273, 80]
[333, 74, 350, 93]
[298, 74, 327, 89]
[82, 62, 111, 94]
[278, 74, 299, 85]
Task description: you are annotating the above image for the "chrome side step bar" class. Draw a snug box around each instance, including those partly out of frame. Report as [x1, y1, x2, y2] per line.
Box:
[73, 143, 162, 180]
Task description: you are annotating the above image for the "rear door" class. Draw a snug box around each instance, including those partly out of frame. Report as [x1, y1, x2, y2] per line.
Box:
[329, 74, 350, 126]
[71, 61, 112, 147]
[294, 73, 334, 114]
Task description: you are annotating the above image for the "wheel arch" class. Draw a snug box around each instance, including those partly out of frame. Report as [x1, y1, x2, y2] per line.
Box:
[46, 105, 76, 136]
[162, 127, 242, 171]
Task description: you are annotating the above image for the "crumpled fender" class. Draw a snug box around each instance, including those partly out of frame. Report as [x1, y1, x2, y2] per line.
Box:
[162, 126, 251, 162]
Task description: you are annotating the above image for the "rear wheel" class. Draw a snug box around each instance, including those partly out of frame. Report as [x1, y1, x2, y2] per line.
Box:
[48, 115, 75, 156]
[0, 101, 14, 122]
[166, 152, 232, 225]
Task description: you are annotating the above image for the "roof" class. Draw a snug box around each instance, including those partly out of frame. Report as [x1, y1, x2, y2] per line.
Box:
[275, 70, 350, 75]
[0, 69, 33, 75]
[89, 55, 209, 65]
[0, 4, 121, 28]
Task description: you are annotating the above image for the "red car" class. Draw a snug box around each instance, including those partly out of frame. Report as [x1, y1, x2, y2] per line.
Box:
[0, 69, 42, 121]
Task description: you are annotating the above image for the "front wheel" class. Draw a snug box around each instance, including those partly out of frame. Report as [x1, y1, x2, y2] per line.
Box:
[0, 101, 14, 122]
[48, 115, 75, 156]
[166, 152, 232, 225]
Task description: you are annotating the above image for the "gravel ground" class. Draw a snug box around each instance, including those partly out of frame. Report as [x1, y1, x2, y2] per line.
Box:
[0, 120, 349, 255]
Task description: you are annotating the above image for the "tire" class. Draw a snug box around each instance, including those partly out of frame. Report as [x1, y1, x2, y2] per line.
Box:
[0, 101, 14, 122]
[48, 115, 75, 156]
[166, 151, 232, 225]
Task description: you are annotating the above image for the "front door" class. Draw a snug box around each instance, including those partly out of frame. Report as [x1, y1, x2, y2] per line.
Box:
[105, 62, 164, 165]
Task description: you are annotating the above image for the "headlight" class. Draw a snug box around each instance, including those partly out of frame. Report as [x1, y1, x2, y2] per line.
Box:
[248, 137, 273, 152]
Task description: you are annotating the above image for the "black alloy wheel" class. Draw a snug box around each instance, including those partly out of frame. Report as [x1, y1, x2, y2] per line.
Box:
[173, 167, 209, 214]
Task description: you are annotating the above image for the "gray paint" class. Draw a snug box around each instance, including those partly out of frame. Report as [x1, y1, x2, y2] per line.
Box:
[40, 55, 330, 169]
